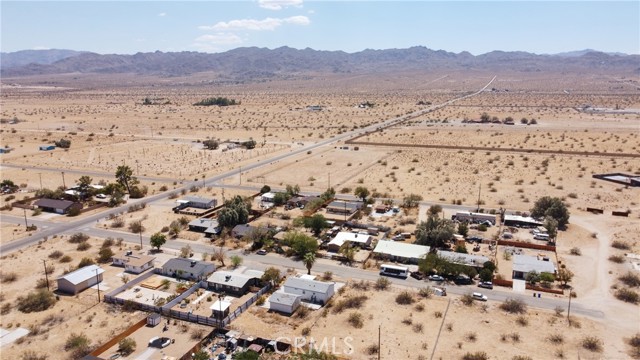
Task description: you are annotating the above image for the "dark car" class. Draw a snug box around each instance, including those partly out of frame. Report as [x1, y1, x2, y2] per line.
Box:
[410, 271, 424, 280]
[454, 275, 473, 285]
[478, 281, 493, 289]
[467, 236, 483, 243]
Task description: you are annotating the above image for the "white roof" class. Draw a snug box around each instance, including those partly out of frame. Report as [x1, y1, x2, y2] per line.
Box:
[269, 291, 302, 306]
[284, 277, 334, 294]
[261, 192, 276, 199]
[329, 232, 371, 247]
[210, 300, 232, 311]
[504, 214, 543, 225]
[436, 250, 489, 267]
[208, 271, 256, 288]
[58, 265, 104, 285]
[513, 255, 556, 274]
[373, 240, 430, 260]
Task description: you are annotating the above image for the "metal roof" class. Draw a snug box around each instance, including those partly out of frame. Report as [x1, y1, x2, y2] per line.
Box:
[284, 277, 334, 294]
[373, 240, 430, 259]
[207, 270, 261, 288]
[269, 291, 302, 306]
[58, 265, 104, 285]
[328, 232, 371, 247]
[512, 255, 556, 274]
[436, 250, 489, 267]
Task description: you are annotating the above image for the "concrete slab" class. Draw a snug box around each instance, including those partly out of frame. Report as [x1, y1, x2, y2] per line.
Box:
[0, 328, 29, 347]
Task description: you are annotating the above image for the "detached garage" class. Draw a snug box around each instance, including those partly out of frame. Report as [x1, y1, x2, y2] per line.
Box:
[268, 291, 302, 315]
[57, 265, 104, 295]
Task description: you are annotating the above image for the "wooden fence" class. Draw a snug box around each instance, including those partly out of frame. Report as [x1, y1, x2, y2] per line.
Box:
[492, 278, 564, 295]
[497, 240, 556, 252]
[89, 318, 147, 357]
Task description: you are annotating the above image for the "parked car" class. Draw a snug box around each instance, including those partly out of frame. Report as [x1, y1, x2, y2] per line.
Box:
[410, 271, 424, 280]
[454, 275, 473, 285]
[428, 274, 445, 282]
[96, 194, 107, 199]
[472, 292, 488, 301]
[478, 281, 493, 289]
[149, 337, 172, 348]
[467, 235, 483, 243]
[256, 249, 267, 255]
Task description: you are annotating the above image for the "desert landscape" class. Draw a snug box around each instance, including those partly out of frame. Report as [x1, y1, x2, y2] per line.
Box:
[1, 46, 639, 360]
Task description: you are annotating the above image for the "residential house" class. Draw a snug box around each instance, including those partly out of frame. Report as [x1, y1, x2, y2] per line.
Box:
[268, 291, 302, 315]
[373, 240, 430, 264]
[207, 269, 264, 296]
[112, 250, 155, 274]
[282, 277, 335, 305]
[327, 231, 372, 252]
[33, 198, 82, 214]
[326, 200, 362, 215]
[177, 196, 217, 209]
[512, 255, 556, 280]
[436, 250, 489, 270]
[261, 192, 276, 203]
[503, 214, 543, 228]
[188, 218, 221, 236]
[231, 224, 254, 239]
[161, 258, 215, 281]
[57, 265, 104, 295]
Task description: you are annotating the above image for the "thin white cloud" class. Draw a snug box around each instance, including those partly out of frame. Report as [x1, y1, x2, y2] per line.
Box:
[258, 0, 303, 10]
[158, 12, 166, 17]
[199, 16, 310, 31]
[194, 33, 244, 45]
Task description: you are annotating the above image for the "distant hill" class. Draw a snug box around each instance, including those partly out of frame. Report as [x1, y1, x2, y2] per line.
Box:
[2, 46, 638, 79]
[1, 49, 88, 70]
[550, 49, 629, 57]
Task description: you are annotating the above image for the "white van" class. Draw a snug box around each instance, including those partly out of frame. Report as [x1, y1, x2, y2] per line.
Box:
[533, 233, 550, 240]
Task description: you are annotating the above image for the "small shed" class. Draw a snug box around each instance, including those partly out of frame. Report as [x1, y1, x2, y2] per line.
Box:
[147, 313, 161, 327]
[268, 291, 302, 315]
[210, 299, 232, 319]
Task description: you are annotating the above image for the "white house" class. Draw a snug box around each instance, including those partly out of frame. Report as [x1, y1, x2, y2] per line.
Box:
[112, 250, 155, 274]
[327, 232, 372, 252]
[261, 192, 276, 203]
[161, 258, 215, 281]
[57, 265, 104, 295]
[268, 291, 302, 315]
[177, 196, 217, 209]
[373, 240, 430, 264]
[283, 277, 335, 305]
[512, 255, 556, 280]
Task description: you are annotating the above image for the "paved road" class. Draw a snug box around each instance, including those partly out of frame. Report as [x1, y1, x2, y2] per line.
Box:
[0, 163, 176, 183]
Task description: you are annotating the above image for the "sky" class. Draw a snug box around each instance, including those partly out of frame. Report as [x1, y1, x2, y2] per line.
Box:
[1, 1, 639, 55]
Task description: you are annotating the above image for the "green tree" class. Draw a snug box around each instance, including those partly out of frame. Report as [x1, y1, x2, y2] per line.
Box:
[543, 216, 558, 242]
[303, 214, 328, 236]
[320, 187, 336, 202]
[273, 192, 288, 206]
[203, 139, 219, 150]
[260, 185, 271, 194]
[232, 350, 259, 360]
[118, 338, 136, 356]
[427, 205, 442, 216]
[97, 247, 114, 263]
[415, 214, 455, 248]
[556, 268, 574, 287]
[261, 266, 281, 286]
[303, 252, 316, 275]
[285, 184, 300, 197]
[339, 244, 356, 265]
[526, 270, 540, 285]
[479, 268, 493, 282]
[242, 139, 257, 149]
[76, 176, 93, 200]
[457, 222, 469, 237]
[354, 186, 370, 202]
[218, 195, 250, 229]
[402, 193, 423, 208]
[284, 231, 318, 258]
[115, 165, 138, 194]
[480, 112, 491, 122]
[192, 350, 210, 360]
[150, 232, 166, 250]
[231, 255, 243, 268]
[531, 196, 570, 229]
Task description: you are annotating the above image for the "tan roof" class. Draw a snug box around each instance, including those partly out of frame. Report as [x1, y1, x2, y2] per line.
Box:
[113, 251, 156, 267]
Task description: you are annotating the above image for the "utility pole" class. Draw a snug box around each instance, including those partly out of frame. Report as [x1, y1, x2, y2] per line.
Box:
[23, 208, 28, 227]
[139, 228, 143, 250]
[38, 173, 43, 190]
[567, 286, 573, 326]
[95, 269, 101, 303]
[239, 166, 242, 185]
[61, 171, 66, 189]
[328, 172, 331, 189]
[476, 183, 481, 212]
[42, 260, 50, 291]
[378, 325, 381, 360]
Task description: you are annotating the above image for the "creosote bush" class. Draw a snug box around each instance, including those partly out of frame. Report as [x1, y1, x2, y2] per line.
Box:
[462, 351, 488, 360]
[582, 336, 603, 352]
[347, 312, 364, 328]
[16, 289, 56, 313]
[395, 291, 415, 305]
[500, 298, 527, 314]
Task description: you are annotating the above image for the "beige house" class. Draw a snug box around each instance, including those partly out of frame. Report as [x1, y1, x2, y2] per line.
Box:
[112, 250, 156, 274]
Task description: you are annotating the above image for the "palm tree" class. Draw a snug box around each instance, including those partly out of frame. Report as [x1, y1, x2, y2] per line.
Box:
[303, 252, 316, 275]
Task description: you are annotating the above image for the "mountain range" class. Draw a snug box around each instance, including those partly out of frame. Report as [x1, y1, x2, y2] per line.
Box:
[1, 47, 638, 78]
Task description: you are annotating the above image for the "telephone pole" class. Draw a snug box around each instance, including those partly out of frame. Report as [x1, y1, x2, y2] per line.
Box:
[42, 260, 50, 291]
[95, 269, 101, 303]
[61, 171, 66, 189]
